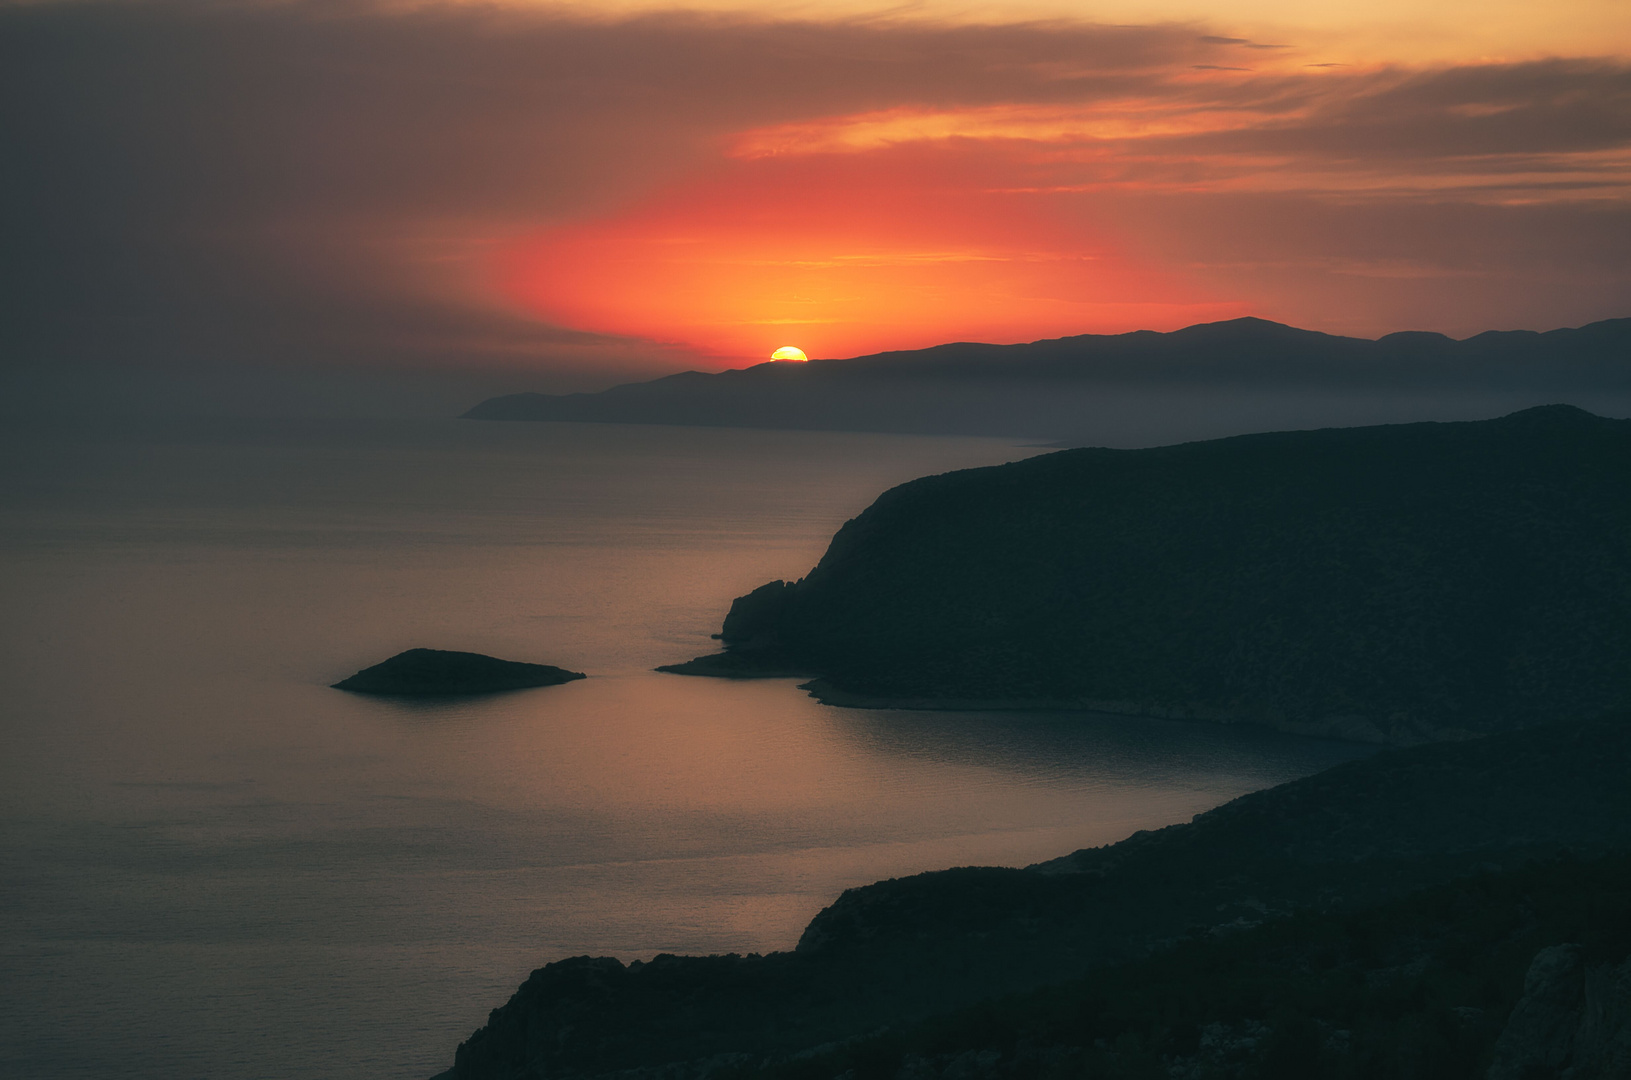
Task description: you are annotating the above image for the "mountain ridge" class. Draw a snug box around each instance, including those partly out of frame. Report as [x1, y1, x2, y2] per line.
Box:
[464, 317, 1631, 439]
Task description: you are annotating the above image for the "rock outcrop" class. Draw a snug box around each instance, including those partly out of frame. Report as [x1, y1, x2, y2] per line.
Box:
[1488, 944, 1631, 1080]
[333, 649, 586, 696]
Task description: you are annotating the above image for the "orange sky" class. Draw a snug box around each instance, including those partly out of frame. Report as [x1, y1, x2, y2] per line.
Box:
[485, 0, 1631, 65]
[495, 147, 1251, 359]
[489, 16, 1631, 363]
[6, 0, 1628, 386]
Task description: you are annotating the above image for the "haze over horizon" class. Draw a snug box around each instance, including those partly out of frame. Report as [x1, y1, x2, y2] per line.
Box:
[4, 0, 1630, 416]
[7, 6, 1631, 1074]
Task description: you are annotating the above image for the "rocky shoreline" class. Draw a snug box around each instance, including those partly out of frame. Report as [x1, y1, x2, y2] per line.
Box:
[660, 407, 1631, 747]
[434, 718, 1631, 1080]
[440, 407, 1631, 1078]
[657, 656, 1477, 746]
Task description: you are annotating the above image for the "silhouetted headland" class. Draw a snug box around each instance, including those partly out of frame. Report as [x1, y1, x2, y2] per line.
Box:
[436, 717, 1631, 1080]
[433, 406, 1631, 1080]
[462, 317, 1631, 439]
[665, 406, 1631, 744]
[653, 649, 814, 679]
[332, 648, 585, 695]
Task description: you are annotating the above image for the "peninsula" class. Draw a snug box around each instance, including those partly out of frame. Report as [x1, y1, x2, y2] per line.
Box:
[435, 407, 1631, 1080]
[664, 406, 1631, 744]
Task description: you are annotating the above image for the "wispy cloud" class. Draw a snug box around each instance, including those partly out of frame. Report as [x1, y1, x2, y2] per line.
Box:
[3, 0, 1630, 380]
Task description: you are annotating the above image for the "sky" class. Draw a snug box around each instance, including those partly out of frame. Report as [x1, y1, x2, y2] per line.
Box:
[2, 0, 1629, 412]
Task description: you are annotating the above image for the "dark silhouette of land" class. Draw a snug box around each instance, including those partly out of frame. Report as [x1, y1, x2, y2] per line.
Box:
[728, 858, 1631, 1080]
[436, 718, 1631, 1080]
[463, 317, 1631, 439]
[431, 407, 1631, 1080]
[439, 404, 1631, 1079]
[332, 648, 585, 695]
[663, 406, 1631, 744]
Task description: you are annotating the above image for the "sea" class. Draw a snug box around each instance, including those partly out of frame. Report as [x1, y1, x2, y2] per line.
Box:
[0, 417, 1373, 1079]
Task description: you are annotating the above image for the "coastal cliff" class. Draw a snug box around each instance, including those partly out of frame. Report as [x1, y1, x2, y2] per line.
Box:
[667, 406, 1631, 744]
[439, 718, 1631, 1080]
[437, 406, 1631, 1080]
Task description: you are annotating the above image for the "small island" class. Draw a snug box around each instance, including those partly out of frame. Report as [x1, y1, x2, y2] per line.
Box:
[332, 649, 586, 696]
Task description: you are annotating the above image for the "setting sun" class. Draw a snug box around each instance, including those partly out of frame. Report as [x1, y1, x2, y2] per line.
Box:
[493, 151, 1241, 362]
[770, 346, 809, 361]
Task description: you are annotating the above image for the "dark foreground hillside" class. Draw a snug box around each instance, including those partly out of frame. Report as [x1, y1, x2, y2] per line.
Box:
[754, 855, 1631, 1080]
[665, 406, 1631, 744]
[438, 719, 1631, 1080]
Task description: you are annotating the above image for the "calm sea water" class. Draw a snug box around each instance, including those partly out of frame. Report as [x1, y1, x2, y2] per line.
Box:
[0, 418, 1372, 1080]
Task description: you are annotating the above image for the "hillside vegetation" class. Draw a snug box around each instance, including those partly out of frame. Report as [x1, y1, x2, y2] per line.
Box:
[441, 719, 1631, 1079]
[674, 406, 1631, 743]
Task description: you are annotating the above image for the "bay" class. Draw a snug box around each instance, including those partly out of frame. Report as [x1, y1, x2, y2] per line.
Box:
[0, 417, 1371, 1079]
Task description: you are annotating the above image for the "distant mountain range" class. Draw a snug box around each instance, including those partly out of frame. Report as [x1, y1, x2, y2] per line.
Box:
[664, 405, 1631, 744]
[465, 317, 1631, 441]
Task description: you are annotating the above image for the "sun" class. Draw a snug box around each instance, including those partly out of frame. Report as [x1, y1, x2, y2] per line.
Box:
[770, 346, 808, 362]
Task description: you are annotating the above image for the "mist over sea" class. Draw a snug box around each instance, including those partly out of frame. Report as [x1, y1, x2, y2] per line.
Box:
[0, 418, 1372, 1079]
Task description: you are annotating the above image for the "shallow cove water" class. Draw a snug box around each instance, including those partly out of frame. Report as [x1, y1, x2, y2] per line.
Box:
[0, 418, 1372, 1080]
